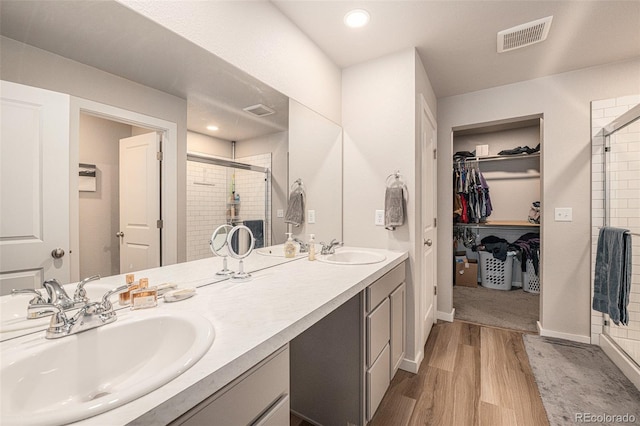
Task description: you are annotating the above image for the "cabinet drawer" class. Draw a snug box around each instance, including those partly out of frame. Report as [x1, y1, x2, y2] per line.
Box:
[254, 394, 290, 426]
[172, 345, 289, 426]
[367, 343, 390, 421]
[367, 263, 405, 312]
[367, 297, 390, 368]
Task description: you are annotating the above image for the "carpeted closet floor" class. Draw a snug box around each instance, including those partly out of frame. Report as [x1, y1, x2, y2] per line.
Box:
[453, 285, 539, 333]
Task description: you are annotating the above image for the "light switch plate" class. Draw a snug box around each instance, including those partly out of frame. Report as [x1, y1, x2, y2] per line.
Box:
[308, 210, 316, 224]
[555, 207, 572, 222]
[277, 209, 284, 218]
[375, 210, 385, 226]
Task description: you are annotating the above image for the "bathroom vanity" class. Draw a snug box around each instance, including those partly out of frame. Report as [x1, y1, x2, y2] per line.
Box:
[0, 246, 407, 425]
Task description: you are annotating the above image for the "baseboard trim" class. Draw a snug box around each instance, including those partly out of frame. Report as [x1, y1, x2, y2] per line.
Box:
[600, 334, 640, 391]
[399, 349, 424, 374]
[437, 308, 455, 322]
[537, 321, 591, 344]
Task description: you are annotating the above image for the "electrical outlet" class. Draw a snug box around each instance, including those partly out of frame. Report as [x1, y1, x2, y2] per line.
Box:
[277, 209, 284, 218]
[308, 210, 316, 224]
[375, 210, 385, 226]
[555, 207, 572, 222]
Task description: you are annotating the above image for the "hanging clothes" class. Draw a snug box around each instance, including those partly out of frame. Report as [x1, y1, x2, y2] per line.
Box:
[453, 159, 493, 223]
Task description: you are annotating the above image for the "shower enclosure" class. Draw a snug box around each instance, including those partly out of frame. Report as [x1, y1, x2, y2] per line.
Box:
[591, 97, 640, 384]
[186, 152, 271, 261]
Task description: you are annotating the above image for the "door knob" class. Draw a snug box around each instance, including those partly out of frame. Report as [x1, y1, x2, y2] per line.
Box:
[424, 239, 433, 247]
[51, 248, 65, 259]
[116, 231, 124, 238]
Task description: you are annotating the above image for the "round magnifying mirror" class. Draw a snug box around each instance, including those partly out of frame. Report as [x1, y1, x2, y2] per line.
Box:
[227, 225, 255, 282]
[210, 224, 234, 276]
[227, 225, 256, 259]
[210, 224, 232, 255]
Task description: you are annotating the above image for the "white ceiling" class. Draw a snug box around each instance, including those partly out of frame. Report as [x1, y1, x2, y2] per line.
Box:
[0, 0, 289, 142]
[272, 1, 640, 97]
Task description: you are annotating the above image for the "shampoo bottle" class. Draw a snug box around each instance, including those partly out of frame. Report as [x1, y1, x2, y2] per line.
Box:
[308, 234, 316, 261]
[284, 233, 296, 258]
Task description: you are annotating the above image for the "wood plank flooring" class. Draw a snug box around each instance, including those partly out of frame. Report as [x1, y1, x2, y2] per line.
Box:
[369, 321, 549, 426]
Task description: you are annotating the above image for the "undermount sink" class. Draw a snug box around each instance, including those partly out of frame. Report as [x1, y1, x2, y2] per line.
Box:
[318, 249, 386, 265]
[1, 283, 116, 333]
[1, 311, 214, 425]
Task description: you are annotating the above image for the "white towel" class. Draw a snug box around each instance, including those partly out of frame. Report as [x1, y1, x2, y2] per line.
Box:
[385, 187, 405, 230]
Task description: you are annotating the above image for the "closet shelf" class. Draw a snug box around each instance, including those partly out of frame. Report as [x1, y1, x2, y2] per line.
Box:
[453, 152, 540, 165]
[454, 220, 539, 228]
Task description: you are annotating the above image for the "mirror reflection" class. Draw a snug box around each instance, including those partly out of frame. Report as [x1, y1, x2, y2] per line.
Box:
[0, 1, 342, 302]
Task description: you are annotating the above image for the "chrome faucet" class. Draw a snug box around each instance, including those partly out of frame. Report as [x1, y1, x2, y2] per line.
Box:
[293, 237, 308, 253]
[40, 284, 128, 339]
[13, 275, 101, 319]
[42, 278, 75, 310]
[320, 239, 343, 255]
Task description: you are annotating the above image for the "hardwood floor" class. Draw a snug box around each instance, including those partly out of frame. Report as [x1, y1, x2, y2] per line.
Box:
[369, 321, 549, 426]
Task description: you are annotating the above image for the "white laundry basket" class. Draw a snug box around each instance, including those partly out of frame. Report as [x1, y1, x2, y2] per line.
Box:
[479, 251, 514, 291]
[523, 256, 540, 294]
[512, 257, 523, 288]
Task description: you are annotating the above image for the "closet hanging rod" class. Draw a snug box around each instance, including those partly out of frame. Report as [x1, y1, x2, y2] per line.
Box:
[453, 152, 540, 164]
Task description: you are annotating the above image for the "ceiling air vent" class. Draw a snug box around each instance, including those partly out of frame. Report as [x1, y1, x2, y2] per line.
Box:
[243, 104, 275, 117]
[497, 16, 553, 53]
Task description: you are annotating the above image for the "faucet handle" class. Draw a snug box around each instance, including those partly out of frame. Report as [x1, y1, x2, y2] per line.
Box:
[100, 284, 129, 310]
[11, 288, 46, 305]
[73, 274, 100, 303]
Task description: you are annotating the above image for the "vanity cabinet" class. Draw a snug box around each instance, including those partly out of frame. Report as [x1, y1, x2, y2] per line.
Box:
[365, 263, 406, 420]
[290, 262, 406, 425]
[170, 345, 289, 426]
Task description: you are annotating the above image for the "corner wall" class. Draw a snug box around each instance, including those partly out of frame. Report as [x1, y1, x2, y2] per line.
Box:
[437, 58, 640, 341]
[343, 48, 437, 370]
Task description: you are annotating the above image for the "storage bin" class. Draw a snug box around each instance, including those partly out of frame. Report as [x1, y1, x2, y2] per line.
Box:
[523, 257, 540, 294]
[479, 251, 514, 291]
[512, 257, 523, 288]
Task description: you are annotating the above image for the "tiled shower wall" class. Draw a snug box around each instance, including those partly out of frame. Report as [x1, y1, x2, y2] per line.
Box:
[591, 95, 640, 348]
[186, 153, 271, 261]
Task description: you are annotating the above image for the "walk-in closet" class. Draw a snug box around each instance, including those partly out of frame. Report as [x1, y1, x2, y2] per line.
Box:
[452, 116, 542, 332]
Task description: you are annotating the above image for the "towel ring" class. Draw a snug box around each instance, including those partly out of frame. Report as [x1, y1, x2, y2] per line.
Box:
[385, 170, 409, 203]
[290, 178, 306, 192]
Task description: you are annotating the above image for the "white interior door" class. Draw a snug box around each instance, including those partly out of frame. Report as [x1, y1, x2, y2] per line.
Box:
[421, 97, 437, 344]
[118, 133, 161, 273]
[0, 81, 71, 294]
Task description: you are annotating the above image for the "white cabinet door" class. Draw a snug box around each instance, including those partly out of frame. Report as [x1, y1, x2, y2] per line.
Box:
[0, 81, 70, 294]
[390, 282, 406, 377]
[367, 343, 390, 421]
[367, 297, 390, 368]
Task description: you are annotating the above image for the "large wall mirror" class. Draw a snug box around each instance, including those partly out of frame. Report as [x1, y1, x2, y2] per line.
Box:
[0, 0, 343, 299]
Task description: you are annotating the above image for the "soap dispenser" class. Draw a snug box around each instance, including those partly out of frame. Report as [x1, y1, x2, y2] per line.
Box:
[284, 233, 296, 258]
[308, 234, 316, 261]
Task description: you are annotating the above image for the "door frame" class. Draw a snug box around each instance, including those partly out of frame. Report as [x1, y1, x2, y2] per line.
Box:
[69, 97, 177, 282]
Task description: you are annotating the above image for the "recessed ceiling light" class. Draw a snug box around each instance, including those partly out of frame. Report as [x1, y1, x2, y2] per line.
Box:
[344, 9, 370, 28]
[206, 125, 219, 131]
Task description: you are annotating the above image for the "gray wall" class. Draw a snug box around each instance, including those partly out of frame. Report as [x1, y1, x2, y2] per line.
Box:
[342, 48, 437, 369]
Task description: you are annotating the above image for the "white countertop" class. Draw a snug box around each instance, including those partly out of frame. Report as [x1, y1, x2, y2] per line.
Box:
[0, 246, 407, 425]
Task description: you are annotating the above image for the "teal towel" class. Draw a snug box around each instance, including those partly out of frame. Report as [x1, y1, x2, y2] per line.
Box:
[592, 227, 632, 325]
